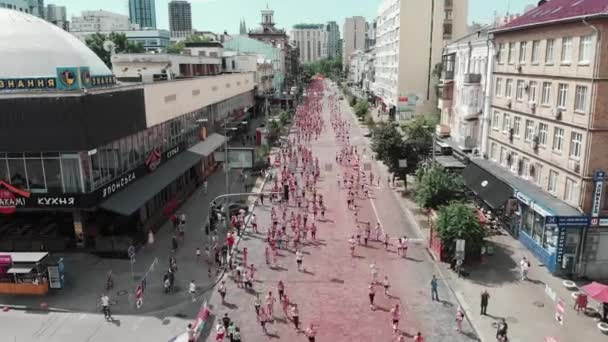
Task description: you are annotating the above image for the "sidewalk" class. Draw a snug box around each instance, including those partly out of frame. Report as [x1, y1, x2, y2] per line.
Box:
[357, 92, 606, 341]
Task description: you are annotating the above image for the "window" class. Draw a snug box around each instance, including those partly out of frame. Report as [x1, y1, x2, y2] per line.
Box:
[519, 41, 527, 63]
[525, 120, 534, 142]
[557, 83, 568, 109]
[561, 37, 572, 64]
[552, 127, 564, 152]
[498, 43, 506, 64]
[490, 143, 497, 161]
[500, 147, 507, 166]
[532, 162, 542, 184]
[578, 35, 592, 64]
[492, 111, 500, 130]
[569, 132, 582, 159]
[516, 80, 525, 101]
[513, 116, 521, 137]
[531, 40, 540, 63]
[541, 82, 551, 105]
[574, 85, 588, 113]
[502, 113, 510, 133]
[505, 79, 513, 98]
[508, 42, 516, 64]
[548, 170, 558, 194]
[510, 153, 519, 172]
[521, 158, 530, 178]
[538, 123, 548, 146]
[495, 78, 503, 97]
[529, 81, 538, 103]
[545, 39, 555, 64]
[564, 178, 578, 204]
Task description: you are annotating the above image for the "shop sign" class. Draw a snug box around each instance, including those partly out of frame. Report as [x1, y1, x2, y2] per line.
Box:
[0, 255, 12, 266]
[145, 148, 162, 172]
[598, 218, 608, 226]
[0, 181, 31, 214]
[36, 196, 76, 206]
[547, 216, 589, 227]
[531, 202, 552, 217]
[516, 191, 531, 206]
[556, 226, 567, 265]
[101, 172, 137, 199]
[591, 170, 605, 223]
[0, 77, 56, 90]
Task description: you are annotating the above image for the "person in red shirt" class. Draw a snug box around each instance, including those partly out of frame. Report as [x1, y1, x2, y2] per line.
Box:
[413, 332, 425, 342]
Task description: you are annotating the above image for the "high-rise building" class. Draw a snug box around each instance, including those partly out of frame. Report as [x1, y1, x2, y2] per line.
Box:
[326, 21, 340, 60]
[342, 16, 367, 68]
[45, 3, 68, 31]
[168, 0, 191, 39]
[366, 20, 376, 50]
[372, 0, 468, 118]
[71, 10, 139, 33]
[128, 0, 156, 29]
[290, 24, 328, 63]
[0, 0, 44, 17]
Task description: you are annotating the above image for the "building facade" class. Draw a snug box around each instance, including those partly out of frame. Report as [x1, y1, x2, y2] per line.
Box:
[290, 24, 328, 63]
[70, 10, 139, 33]
[342, 16, 367, 69]
[128, 0, 156, 29]
[168, 0, 192, 39]
[0, 0, 42, 16]
[326, 21, 341, 59]
[0, 9, 254, 253]
[372, 0, 468, 118]
[45, 4, 68, 31]
[438, 28, 493, 154]
[72, 29, 170, 53]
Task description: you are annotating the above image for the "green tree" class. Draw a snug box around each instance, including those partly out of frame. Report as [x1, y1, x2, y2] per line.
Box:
[302, 58, 343, 80]
[371, 123, 410, 181]
[354, 99, 369, 118]
[267, 120, 281, 145]
[165, 35, 211, 54]
[436, 201, 484, 261]
[86, 32, 145, 67]
[414, 165, 463, 209]
[402, 116, 435, 159]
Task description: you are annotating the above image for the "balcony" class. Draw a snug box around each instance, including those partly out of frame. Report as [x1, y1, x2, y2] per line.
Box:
[463, 73, 482, 84]
[437, 82, 454, 110]
[436, 124, 451, 137]
[441, 70, 454, 81]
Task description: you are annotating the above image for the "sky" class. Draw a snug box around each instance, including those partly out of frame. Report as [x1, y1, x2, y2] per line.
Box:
[50, 0, 535, 34]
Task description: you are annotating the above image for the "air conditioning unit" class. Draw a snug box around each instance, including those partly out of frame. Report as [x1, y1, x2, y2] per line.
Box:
[554, 108, 563, 120]
[517, 64, 523, 73]
[507, 100, 512, 108]
[530, 102, 537, 113]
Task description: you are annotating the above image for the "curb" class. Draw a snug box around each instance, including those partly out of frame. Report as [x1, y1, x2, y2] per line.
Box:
[0, 303, 70, 313]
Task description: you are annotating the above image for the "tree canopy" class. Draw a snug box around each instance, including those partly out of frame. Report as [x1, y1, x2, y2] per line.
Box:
[85, 32, 145, 67]
[414, 165, 463, 209]
[166, 35, 212, 54]
[302, 58, 343, 80]
[436, 201, 485, 260]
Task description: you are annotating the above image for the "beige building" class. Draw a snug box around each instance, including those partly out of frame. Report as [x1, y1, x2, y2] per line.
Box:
[290, 24, 328, 63]
[342, 16, 367, 68]
[372, 0, 467, 118]
[474, 0, 608, 278]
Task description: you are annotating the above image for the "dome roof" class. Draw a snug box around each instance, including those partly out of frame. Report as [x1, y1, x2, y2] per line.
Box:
[0, 9, 112, 79]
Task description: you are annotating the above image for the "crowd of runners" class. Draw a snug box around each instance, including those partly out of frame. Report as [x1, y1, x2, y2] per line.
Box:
[210, 79, 426, 342]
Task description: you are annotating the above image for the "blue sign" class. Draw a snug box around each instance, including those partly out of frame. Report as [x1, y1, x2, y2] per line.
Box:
[546, 216, 589, 227]
[594, 170, 605, 181]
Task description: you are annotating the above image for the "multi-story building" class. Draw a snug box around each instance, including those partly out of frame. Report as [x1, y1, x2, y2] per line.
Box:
[222, 51, 275, 96]
[45, 4, 68, 31]
[129, 0, 156, 29]
[71, 10, 139, 33]
[0, 8, 255, 254]
[0, 0, 43, 16]
[326, 21, 341, 60]
[342, 16, 367, 69]
[168, 0, 192, 39]
[372, 0, 467, 118]
[366, 19, 377, 50]
[438, 27, 494, 155]
[348, 50, 367, 86]
[72, 28, 170, 53]
[464, 0, 608, 278]
[290, 24, 328, 63]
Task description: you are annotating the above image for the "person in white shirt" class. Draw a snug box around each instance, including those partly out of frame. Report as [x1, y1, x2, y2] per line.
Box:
[189, 280, 196, 302]
[100, 294, 111, 319]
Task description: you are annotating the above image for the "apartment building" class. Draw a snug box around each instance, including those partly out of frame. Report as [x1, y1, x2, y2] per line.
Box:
[168, 0, 192, 39]
[468, 0, 608, 278]
[326, 21, 341, 59]
[71, 10, 139, 32]
[343, 16, 367, 68]
[290, 24, 328, 63]
[438, 27, 494, 155]
[372, 0, 468, 118]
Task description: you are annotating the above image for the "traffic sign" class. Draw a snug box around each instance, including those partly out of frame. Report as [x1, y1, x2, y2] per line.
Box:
[127, 245, 135, 259]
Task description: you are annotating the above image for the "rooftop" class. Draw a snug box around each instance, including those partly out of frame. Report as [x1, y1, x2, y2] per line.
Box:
[292, 24, 325, 30]
[494, 0, 608, 33]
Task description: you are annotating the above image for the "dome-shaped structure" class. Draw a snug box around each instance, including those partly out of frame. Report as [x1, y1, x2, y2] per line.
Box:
[0, 9, 112, 79]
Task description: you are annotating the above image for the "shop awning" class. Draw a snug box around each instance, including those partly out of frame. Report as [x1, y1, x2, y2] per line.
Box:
[435, 156, 466, 169]
[463, 162, 513, 209]
[100, 151, 202, 216]
[471, 158, 581, 217]
[188, 133, 227, 157]
[7, 267, 34, 274]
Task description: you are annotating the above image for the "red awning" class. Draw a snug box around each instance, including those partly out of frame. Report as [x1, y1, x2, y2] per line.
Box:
[581, 281, 608, 303]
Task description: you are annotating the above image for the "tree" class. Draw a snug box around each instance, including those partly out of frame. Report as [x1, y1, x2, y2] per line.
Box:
[302, 58, 343, 80]
[86, 32, 144, 67]
[165, 35, 211, 54]
[414, 165, 463, 209]
[402, 116, 435, 158]
[435, 201, 484, 261]
[371, 123, 411, 182]
[267, 120, 281, 145]
[354, 99, 369, 118]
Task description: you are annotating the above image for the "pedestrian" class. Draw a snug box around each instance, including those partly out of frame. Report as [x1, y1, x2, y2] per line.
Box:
[259, 307, 269, 334]
[480, 289, 490, 315]
[215, 322, 225, 341]
[455, 306, 464, 332]
[305, 323, 317, 342]
[496, 318, 508, 341]
[296, 249, 304, 271]
[384, 232, 390, 250]
[196, 247, 201, 263]
[189, 280, 197, 302]
[228, 322, 237, 341]
[231, 326, 241, 342]
[254, 293, 261, 316]
[266, 291, 276, 317]
[242, 247, 248, 268]
[278, 280, 285, 300]
[375, 222, 382, 241]
[218, 280, 227, 303]
[520, 256, 530, 281]
[431, 275, 439, 301]
[413, 332, 425, 342]
[368, 283, 376, 310]
[100, 293, 111, 320]
[390, 303, 400, 333]
[291, 303, 300, 331]
[171, 235, 178, 252]
[370, 262, 379, 283]
[251, 214, 258, 233]
[348, 235, 356, 256]
[186, 323, 195, 342]
[382, 275, 390, 297]
[222, 313, 231, 331]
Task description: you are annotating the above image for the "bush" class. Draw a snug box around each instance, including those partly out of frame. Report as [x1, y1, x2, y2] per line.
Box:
[414, 165, 464, 209]
[354, 99, 370, 118]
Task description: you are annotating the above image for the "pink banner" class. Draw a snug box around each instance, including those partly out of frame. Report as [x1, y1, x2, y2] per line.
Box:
[0, 254, 12, 266]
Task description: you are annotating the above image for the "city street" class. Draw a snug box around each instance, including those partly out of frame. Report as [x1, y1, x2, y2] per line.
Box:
[200, 80, 477, 341]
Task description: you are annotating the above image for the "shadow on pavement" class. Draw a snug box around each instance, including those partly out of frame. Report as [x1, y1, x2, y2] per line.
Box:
[466, 241, 519, 287]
